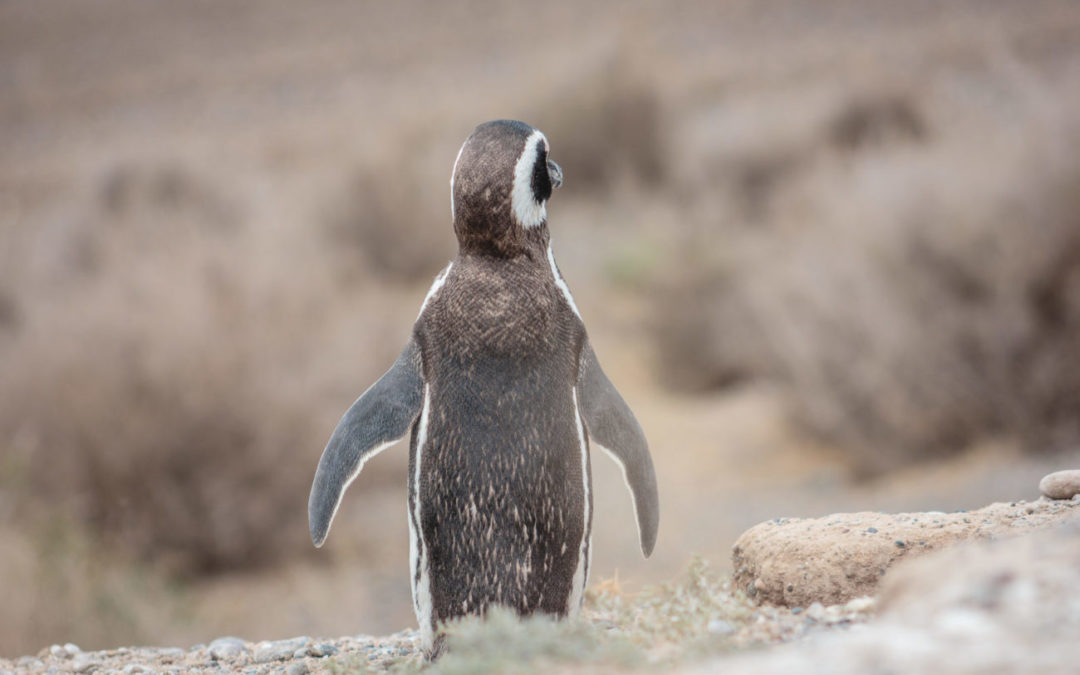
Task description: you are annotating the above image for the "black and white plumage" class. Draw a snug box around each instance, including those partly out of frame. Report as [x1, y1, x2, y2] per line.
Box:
[308, 119, 659, 657]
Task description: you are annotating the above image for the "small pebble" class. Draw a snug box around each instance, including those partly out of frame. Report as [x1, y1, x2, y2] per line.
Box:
[707, 619, 736, 635]
[309, 643, 339, 658]
[806, 602, 826, 621]
[1039, 470, 1080, 500]
[253, 636, 311, 663]
[122, 664, 153, 675]
[65, 643, 83, 656]
[49, 645, 69, 659]
[844, 596, 876, 613]
[71, 655, 100, 673]
[286, 663, 309, 675]
[895, 540, 906, 548]
[209, 637, 249, 662]
[866, 527, 878, 534]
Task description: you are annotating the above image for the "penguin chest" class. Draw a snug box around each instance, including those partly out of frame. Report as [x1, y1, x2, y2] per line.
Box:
[408, 378, 593, 620]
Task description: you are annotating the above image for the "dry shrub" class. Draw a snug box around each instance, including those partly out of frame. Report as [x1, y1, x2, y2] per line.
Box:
[535, 58, 667, 195]
[322, 134, 456, 284]
[1, 161, 317, 575]
[826, 94, 928, 151]
[653, 86, 1080, 473]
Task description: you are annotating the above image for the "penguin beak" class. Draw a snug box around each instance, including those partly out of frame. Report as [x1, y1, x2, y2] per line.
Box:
[547, 159, 563, 189]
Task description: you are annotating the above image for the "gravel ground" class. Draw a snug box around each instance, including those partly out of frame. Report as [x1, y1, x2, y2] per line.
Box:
[0, 566, 877, 675]
[0, 631, 424, 675]
[6, 477, 1074, 674]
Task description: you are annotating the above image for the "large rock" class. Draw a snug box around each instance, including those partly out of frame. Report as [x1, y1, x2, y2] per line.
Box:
[698, 520, 1080, 674]
[1039, 469, 1080, 500]
[732, 497, 1079, 608]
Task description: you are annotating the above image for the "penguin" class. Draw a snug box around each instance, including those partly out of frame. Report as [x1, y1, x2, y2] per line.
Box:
[308, 119, 659, 657]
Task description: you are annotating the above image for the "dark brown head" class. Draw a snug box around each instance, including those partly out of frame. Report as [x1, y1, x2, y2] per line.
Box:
[450, 120, 563, 257]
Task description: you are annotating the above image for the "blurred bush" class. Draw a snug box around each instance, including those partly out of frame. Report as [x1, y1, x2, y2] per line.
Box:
[1, 161, 315, 576]
[324, 166, 454, 284]
[652, 87, 1080, 474]
[535, 59, 668, 195]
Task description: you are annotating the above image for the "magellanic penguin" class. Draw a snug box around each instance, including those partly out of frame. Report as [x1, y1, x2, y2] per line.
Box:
[308, 119, 659, 657]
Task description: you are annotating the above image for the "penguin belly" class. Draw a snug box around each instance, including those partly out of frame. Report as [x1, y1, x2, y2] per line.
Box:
[407, 370, 592, 649]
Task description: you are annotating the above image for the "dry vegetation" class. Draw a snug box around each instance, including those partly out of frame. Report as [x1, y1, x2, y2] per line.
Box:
[2, 0, 1080, 658]
[652, 77, 1080, 473]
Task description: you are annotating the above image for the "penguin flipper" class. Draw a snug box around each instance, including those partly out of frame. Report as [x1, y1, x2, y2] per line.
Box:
[577, 341, 659, 557]
[308, 338, 424, 547]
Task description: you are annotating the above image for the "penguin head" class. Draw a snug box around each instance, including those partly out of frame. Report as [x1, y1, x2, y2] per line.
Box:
[450, 120, 563, 255]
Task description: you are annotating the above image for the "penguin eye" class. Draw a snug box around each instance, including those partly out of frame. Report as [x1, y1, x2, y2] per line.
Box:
[530, 142, 553, 204]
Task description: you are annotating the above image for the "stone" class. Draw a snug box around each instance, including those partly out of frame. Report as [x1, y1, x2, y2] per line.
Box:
[309, 643, 339, 658]
[64, 644, 82, 656]
[286, 663, 309, 675]
[209, 637, 248, 662]
[253, 637, 311, 664]
[843, 597, 875, 613]
[71, 655, 100, 673]
[49, 645, 68, 659]
[732, 498, 1079, 607]
[1039, 470, 1080, 500]
[692, 521, 1080, 673]
[707, 619, 736, 635]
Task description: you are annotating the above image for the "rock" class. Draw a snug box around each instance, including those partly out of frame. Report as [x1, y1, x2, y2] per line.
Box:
[49, 645, 69, 659]
[843, 597, 875, 614]
[71, 655, 100, 673]
[208, 636, 248, 662]
[64, 643, 83, 656]
[1039, 470, 1080, 500]
[253, 637, 311, 663]
[286, 663, 309, 675]
[732, 498, 1080, 607]
[707, 619, 736, 635]
[122, 664, 153, 675]
[694, 521, 1080, 674]
[309, 643, 339, 658]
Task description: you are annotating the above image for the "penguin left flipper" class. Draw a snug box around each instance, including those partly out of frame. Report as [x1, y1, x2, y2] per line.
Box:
[309, 338, 425, 547]
[577, 341, 660, 557]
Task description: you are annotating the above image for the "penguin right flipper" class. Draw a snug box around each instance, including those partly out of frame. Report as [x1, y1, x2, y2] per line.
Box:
[577, 341, 659, 557]
[309, 338, 424, 547]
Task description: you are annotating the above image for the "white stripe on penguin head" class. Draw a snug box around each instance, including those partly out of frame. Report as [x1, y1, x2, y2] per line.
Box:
[449, 137, 468, 221]
[511, 130, 549, 229]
